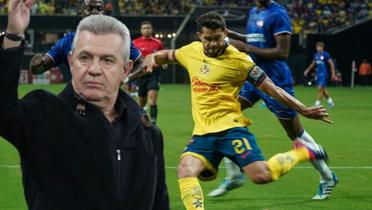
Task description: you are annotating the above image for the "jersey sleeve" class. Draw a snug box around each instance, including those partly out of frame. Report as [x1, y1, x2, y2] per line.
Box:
[130, 41, 142, 62]
[239, 54, 255, 76]
[324, 51, 332, 61]
[272, 11, 292, 35]
[174, 44, 191, 69]
[240, 55, 266, 86]
[46, 37, 67, 66]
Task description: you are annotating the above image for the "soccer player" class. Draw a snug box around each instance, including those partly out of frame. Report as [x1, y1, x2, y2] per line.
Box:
[208, 0, 338, 200]
[30, 0, 143, 81]
[133, 21, 165, 124]
[143, 12, 331, 210]
[304, 41, 337, 107]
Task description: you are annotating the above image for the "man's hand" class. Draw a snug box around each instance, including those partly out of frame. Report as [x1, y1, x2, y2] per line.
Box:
[142, 54, 158, 73]
[331, 74, 338, 81]
[7, 0, 34, 34]
[30, 53, 46, 74]
[300, 105, 332, 124]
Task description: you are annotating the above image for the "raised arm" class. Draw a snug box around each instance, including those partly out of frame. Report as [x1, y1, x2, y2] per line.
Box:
[0, 0, 35, 148]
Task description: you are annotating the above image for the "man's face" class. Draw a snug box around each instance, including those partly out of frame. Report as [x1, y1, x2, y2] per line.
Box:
[316, 45, 324, 52]
[197, 27, 227, 57]
[69, 31, 131, 102]
[80, 0, 104, 18]
[141, 24, 153, 38]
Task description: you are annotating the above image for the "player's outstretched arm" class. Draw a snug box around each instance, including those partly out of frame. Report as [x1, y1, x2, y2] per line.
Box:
[143, 50, 176, 73]
[304, 61, 315, 76]
[256, 75, 332, 124]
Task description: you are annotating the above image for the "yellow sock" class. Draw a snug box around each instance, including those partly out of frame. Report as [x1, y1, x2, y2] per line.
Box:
[267, 147, 310, 180]
[178, 177, 204, 210]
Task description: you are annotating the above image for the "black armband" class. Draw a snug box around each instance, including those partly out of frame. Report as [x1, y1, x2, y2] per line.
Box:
[246, 65, 267, 86]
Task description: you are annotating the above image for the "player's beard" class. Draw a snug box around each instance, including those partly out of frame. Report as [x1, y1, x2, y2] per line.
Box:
[204, 44, 227, 58]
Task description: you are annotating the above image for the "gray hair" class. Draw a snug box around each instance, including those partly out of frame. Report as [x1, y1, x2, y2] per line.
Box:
[71, 15, 131, 63]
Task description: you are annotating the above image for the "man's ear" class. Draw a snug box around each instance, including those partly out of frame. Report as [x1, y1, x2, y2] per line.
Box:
[196, 32, 202, 41]
[123, 60, 133, 79]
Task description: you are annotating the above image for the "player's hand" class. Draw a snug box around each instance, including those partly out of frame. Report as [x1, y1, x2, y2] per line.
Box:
[301, 105, 333, 124]
[142, 54, 157, 73]
[30, 53, 46, 74]
[229, 39, 250, 53]
[331, 74, 337, 81]
[7, 0, 35, 34]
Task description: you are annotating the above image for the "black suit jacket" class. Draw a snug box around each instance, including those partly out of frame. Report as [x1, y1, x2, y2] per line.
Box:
[0, 42, 169, 210]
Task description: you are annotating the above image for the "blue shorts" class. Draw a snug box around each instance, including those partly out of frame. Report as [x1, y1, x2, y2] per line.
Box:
[181, 127, 265, 181]
[239, 82, 297, 119]
[317, 74, 327, 87]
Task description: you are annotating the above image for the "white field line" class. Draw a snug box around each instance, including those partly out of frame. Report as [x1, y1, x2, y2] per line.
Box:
[1, 165, 372, 169]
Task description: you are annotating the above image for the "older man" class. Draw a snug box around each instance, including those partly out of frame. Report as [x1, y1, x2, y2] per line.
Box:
[0, 0, 168, 210]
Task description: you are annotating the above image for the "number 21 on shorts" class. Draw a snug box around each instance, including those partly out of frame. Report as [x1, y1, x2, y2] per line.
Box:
[232, 138, 252, 155]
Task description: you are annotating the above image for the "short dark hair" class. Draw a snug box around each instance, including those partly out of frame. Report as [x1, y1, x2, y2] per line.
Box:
[141, 21, 153, 28]
[197, 12, 226, 32]
[316, 41, 325, 47]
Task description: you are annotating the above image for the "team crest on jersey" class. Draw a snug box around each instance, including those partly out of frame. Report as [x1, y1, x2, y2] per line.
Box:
[256, 20, 264, 27]
[200, 63, 211, 76]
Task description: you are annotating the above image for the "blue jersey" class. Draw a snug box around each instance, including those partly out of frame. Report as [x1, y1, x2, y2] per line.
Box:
[47, 32, 142, 80]
[314, 51, 331, 77]
[245, 1, 293, 86]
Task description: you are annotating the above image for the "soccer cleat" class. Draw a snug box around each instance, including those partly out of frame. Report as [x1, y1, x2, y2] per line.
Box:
[208, 174, 245, 197]
[328, 102, 335, 108]
[312, 171, 339, 200]
[293, 139, 328, 161]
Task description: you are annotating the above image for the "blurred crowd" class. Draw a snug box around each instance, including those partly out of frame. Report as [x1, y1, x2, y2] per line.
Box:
[288, 0, 372, 34]
[0, 0, 371, 34]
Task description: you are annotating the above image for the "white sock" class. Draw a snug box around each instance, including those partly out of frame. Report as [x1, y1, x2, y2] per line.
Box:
[300, 130, 333, 181]
[224, 158, 242, 179]
[315, 100, 321, 106]
[327, 97, 334, 104]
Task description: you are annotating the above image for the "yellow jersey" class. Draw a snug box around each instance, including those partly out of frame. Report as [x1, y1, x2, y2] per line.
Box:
[175, 41, 256, 135]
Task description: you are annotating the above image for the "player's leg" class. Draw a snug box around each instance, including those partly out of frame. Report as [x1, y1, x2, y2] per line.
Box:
[322, 87, 335, 108]
[147, 77, 160, 124]
[219, 127, 327, 184]
[178, 155, 206, 210]
[208, 82, 259, 197]
[137, 79, 148, 109]
[207, 158, 244, 197]
[315, 86, 323, 106]
[179, 135, 223, 210]
[262, 85, 338, 199]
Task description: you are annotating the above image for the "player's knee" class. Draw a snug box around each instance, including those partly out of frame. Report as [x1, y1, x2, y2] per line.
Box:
[177, 162, 199, 178]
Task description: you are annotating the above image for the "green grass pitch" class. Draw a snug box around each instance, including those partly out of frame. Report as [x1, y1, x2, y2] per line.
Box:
[0, 84, 372, 210]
